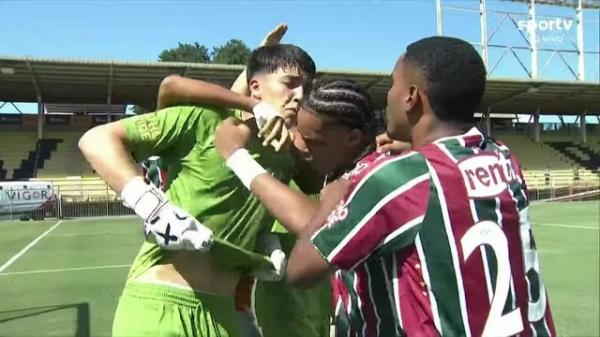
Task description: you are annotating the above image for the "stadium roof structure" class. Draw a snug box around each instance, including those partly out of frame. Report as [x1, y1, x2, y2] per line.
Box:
[506, 0, 600, 9]
[0, 55, 599, 115]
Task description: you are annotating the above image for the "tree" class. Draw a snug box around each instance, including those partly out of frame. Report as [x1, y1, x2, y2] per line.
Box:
[211, 39, 251, 65]
[131, 39, 251, 114]
[159, 42, 210, 63]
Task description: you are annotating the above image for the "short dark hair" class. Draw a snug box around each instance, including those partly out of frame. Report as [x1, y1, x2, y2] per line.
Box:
[404, 36, 486, 122]
[304, 78, 375, 136]
[246, 44, 316, 85]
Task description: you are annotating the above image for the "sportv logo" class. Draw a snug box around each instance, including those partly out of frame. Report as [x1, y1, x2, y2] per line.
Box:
[517, 18, 574, 32]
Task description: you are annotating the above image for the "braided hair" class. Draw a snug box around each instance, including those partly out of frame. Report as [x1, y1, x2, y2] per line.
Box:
[303, 78, 376, 140]
[303, 78, 376, 179]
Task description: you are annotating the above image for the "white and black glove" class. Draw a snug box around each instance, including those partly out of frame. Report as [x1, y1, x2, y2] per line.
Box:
[121, 177, 213, 251]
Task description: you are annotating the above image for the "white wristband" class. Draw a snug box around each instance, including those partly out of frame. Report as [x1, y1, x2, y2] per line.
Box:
[225, 149, 268, 189]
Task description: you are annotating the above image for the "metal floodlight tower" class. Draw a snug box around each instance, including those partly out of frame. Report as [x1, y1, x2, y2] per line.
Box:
[435, 0, 599, 81]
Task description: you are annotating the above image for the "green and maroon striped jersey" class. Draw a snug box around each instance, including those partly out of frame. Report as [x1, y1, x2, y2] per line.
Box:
[311, 127, 555, 337]
[142, 156, 167, 191]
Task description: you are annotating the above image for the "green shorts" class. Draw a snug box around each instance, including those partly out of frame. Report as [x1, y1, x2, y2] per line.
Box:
[112, 281, 241, 337]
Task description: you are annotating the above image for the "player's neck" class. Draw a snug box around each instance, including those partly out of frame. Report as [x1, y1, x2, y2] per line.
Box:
[412, 118, 469, 149]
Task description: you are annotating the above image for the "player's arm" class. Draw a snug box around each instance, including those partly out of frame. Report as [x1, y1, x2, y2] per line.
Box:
[249, 174, 321, 235]
[287, 155, 431, 287]
[156, 75, 260, 112]
[157, 24, 290, 151]
[79, 108, 213, 251]
[78, 122, 139, 193]
[286, 179, 350, 287]
[156, 23, 288, 113]
[157, 75, 288, 150]
[215, 117, 320, 235]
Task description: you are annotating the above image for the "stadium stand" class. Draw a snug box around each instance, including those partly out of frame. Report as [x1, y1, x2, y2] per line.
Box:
[521, 169, 599, 189]
[0, 131, 92, 180]
[539, 134, 600, 172]
[0, 131, 39, 180]
[2, 128, 597, 195]
[0, 58, 597, 205]
[30, 176, 116, 202]
[494, 133, 574, 170]
[35, 131, 95, 178]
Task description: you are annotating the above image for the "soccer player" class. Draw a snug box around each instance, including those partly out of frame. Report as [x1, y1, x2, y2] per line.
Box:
[165, 77, 378, 337]
[215, 36, 555, 337]
[132, 24, 337, 337]
[252, 79, 377, 337]
[78, 43, 316, 337]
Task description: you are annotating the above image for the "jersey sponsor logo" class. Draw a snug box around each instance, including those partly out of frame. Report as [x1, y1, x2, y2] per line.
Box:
[458, 152, 517, 198]
[341, 161, 369, 180]
[325, 200, 349, 229]
[135, 116, 161, 141]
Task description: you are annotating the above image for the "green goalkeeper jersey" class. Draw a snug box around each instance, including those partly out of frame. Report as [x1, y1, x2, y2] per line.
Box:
[122, 105, 296, 279]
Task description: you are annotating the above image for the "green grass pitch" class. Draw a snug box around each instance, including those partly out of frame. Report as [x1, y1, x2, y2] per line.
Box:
[0, 201, 598, 337]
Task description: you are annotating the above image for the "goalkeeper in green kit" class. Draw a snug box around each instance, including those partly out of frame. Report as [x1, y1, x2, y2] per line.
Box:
[79, 26, 316, 337]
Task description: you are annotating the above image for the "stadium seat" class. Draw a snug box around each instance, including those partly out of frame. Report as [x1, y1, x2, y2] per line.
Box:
[494, 133, 574, 170]
[35, 131, 96, 178]
[0, 131, 38, 180]
[536, 134, 600, 172]
[30, 176, 118, 202]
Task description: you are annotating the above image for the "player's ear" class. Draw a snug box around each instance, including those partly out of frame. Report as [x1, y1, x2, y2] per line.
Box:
[406, 85, 424, 125]
[249, 77, 262, 100]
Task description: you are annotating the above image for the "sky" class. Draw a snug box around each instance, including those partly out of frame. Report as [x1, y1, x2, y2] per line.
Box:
[0, 0, 598, 116]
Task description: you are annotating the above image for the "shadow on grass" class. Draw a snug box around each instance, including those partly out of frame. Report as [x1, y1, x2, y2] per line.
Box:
[0, 302, 90, 337]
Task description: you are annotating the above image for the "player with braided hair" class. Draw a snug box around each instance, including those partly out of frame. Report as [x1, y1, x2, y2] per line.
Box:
[217, 36, 555, 337]
[297, 78, 378, 180]
[251, 78, 378, 337]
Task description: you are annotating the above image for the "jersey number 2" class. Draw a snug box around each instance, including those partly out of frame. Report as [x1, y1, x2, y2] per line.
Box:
[461, 221, 524, 337]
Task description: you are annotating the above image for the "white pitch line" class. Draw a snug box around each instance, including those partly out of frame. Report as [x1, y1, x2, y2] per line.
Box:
[0, 220, 63, 273]
[536, 223, 599, 230]
[0, 264, 131, 276]
[48, 231, 136, 237]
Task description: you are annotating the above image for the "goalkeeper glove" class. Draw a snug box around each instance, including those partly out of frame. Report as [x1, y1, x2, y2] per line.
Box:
[121, 177, 213, 251]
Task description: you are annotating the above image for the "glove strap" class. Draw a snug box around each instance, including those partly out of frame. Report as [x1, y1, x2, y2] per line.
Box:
[121, 176, 167, 221]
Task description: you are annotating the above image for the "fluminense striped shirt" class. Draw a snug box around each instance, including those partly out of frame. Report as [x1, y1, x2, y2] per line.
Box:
[311, 127, 555, 337]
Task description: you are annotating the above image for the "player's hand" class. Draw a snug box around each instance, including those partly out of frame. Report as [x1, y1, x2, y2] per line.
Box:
[253, 249, 287, 282]
[253, 101, 293, 152]
[144, 203, 213, 251]
[376, 132, 411, 155]
[215, 117, 253, 159]
[260, 23, 288, 46]
[121, 177, 213, 251]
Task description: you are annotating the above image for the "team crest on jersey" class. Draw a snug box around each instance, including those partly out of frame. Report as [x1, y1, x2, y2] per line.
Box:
[458, 152, 518, 198]
[324, 200, 349, 229]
